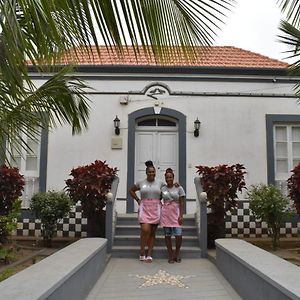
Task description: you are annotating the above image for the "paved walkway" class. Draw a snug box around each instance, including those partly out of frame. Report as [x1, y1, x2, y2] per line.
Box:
[86, 258, 241, 300]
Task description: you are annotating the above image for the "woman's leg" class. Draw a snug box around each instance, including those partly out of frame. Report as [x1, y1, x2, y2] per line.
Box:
[147, 224, 158, 258]
[140, 223, 151, 257]
[174, 235, 182, 262]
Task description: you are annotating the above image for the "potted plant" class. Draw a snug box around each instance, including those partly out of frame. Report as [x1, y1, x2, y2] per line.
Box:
[30, 191, 71, 247]
[0, 165, 24, 243]
[65, 160, 118, 237]
[196, 164, 246, 247]
[247, 184, 293, 249]
[288, 164, 300, 214]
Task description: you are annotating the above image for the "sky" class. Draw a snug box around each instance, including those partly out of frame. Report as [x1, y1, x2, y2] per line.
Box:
[215, 0, 291, 63]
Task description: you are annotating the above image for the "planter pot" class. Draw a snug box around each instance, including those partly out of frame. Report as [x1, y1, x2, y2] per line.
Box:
[86, 210, 106, 238]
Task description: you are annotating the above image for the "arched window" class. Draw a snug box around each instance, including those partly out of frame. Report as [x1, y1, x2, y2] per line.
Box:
[136, 116, 177, 127]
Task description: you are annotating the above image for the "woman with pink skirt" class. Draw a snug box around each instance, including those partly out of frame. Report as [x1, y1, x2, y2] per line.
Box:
[129, 160, 165, 263]
[160, 168, 185, 263]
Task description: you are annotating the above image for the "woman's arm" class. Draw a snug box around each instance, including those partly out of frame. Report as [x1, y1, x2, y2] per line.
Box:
[129, 185, 141, 205]
[178, 196, 185, 225]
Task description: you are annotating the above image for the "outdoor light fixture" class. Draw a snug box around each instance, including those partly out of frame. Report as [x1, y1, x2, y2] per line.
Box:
[114, 115, 120, 135]
[194, 118, 201, 137]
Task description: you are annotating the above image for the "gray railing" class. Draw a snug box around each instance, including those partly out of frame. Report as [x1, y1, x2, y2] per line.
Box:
[194, 177, 208, 258]
[105, 177, 119, 253]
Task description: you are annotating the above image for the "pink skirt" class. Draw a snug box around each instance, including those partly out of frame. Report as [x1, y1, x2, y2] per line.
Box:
[160, 201, 180, 227]
[138, 199, 161, 224]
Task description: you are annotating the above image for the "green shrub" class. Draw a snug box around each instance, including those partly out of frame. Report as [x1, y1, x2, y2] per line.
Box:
[0, 200, 21, 243]
[30, 191, 71, 247]
[247, 184, 292, 249]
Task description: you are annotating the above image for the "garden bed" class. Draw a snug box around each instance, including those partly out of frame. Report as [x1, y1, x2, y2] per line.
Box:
[245, 237, 300, 267]
[0, 236, 78, 282]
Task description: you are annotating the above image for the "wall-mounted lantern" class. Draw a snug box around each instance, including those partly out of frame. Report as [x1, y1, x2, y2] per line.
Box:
[114, 116, 120, 135]
[194, 118, 201, 137]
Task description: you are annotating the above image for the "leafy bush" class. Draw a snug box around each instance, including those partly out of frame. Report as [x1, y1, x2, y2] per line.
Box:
[0, 165, 24, 242]
[65, 160, 118, 218]
[30, 191, 71, 247]
[196, 164, 246, 247]
[288, 164, 300, 214]
[248, 184, 292, 249]
[196, 164, 247, 221]
[0, 200, 21, 243]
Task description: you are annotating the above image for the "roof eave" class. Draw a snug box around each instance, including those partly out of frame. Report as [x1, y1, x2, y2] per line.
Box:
[27, 64, 289, 76]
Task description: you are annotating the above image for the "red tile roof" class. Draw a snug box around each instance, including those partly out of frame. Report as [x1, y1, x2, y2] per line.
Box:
[37, 46, 289, 69]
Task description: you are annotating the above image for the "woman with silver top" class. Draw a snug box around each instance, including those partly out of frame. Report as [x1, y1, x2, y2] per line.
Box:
[160, 168, 185, 263]
[129, 160, 165, 263]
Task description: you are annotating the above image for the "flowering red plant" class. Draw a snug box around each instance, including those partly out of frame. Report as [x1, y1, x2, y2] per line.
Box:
[0, 165, 24, 216]
[287, 164, 300, 214]
[65, 160, 118, 218]
[196, 164, 247, 224]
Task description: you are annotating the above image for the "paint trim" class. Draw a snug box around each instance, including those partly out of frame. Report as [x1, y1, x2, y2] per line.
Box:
[266, 114, 300, 184]
[126, 107, 186, 213]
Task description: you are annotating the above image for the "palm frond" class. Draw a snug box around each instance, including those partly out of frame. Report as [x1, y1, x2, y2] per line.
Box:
[278, 0, 300, 27]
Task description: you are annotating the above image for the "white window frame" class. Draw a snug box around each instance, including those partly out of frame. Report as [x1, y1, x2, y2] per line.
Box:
[274, 124, 300, 195]
[8, 131, 41, 208]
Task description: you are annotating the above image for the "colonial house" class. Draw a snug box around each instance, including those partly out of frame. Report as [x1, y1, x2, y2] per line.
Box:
[16, 46, 300, 238]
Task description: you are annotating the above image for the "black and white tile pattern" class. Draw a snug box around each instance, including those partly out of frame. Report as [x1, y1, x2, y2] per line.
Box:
[15, 201, 300, 238]
[16, 205, 87, 237]
[225, 200, 300, 238]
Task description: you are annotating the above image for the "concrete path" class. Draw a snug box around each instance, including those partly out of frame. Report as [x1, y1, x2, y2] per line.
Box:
[86, 258, 241, 300]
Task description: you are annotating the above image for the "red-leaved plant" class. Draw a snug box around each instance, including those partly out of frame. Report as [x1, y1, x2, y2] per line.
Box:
[287, 164, 300, 214]
[0, 165, 24, 242]
[0, 165, 24, 216]
[65, 160, 118, 218]
[196, 164, 247, 224]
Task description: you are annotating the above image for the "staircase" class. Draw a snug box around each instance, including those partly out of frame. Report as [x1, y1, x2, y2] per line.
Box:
[112, 213, 202, 258]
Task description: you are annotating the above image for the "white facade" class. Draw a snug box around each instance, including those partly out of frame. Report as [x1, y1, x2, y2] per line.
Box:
[30, 67, 300, 213]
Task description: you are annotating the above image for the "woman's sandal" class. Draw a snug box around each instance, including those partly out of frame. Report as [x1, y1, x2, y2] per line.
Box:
[145, 256, 153, 263]
[168, 258, 175, 264]
[174, 257, 182, 263]
[139, 255, 146, 261]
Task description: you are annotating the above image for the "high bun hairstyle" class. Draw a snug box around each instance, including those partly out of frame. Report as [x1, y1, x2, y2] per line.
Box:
[165, 168, 174, 177]
[145, 160, 155, 172]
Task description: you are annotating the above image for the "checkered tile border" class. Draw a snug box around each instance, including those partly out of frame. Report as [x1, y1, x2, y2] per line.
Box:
[225, 200, 300, 238]
[15, 201, 300, 238]
[16, 205, 87, 238]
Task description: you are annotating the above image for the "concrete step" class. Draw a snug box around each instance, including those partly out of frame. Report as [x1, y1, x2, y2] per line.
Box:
[115, 225, 198, 236]
[116, 213, 196, 226]
[111, 245, 202, 259]
[113, 235, 199, 247]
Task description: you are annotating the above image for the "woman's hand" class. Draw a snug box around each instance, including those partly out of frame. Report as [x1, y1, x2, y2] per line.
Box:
[178, 216, 183, 225]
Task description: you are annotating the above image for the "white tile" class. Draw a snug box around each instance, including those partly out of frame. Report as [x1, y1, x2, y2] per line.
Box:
[237, 222, 244, 229]
[244, 228, 250, 234]
[237, 209, 243, 216]
[231, 216, 237, 222]
[75, 224, 81, 232]
[243, 216, 250, 222]
[225, 222, 231, 229]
